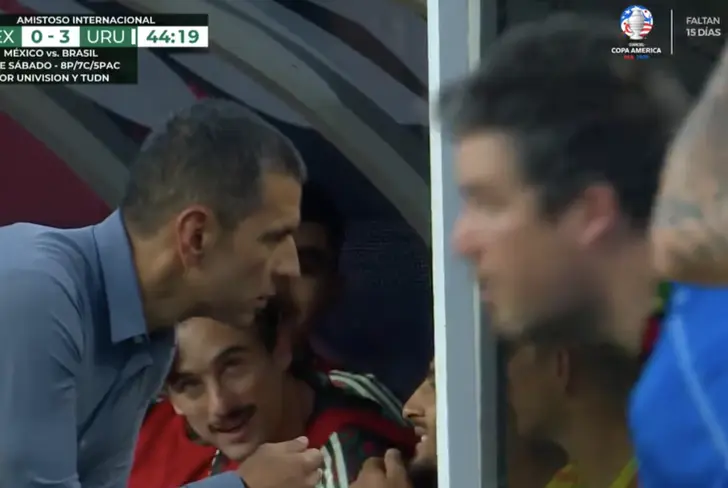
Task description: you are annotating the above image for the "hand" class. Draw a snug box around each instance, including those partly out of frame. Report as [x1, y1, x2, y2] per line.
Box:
[236, 436, 323, 488]
[352, 449, 412, 488]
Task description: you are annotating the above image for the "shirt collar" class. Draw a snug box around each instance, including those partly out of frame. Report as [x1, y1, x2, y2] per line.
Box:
[93, 210, 147, 343]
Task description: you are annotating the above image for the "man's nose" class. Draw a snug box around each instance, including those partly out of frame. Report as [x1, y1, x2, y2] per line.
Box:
[403, 391, 424, 420]
[452, 214, 480, 258]
[207, 383, 233, 418]
[275, 236, 300, 278]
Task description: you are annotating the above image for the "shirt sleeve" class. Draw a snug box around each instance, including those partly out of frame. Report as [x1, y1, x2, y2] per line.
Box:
[321, 428, 393, 488]
[0, 269, 85, 487]
[183, 472, 245, 487]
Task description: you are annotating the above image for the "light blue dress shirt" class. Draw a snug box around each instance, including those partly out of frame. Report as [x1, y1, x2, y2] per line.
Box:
[0, 212, 243, 488]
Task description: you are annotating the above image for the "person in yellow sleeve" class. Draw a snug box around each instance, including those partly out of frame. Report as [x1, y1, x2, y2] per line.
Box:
[506, 339, 641, 488]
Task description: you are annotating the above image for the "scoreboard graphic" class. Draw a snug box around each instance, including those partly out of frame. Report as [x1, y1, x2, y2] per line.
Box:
[0, 14, 209, 84]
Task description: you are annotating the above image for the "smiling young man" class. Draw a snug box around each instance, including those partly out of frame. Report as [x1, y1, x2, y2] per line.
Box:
[144, 301, 416, 488]
[0, 99, 323, 488]
[400, 362, 438, 488]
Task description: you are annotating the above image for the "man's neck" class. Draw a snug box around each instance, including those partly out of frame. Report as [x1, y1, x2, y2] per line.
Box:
[558, 406, 633, 488]
[128, 232, 185, 332]
[508, 440, 564, 488]
[276, 376, 316, 441]
[599, 241, 654, 353]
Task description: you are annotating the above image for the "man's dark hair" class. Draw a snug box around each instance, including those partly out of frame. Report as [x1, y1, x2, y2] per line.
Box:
[438, 14, 689, 230]
[257, 297, 311, 377]
[255, 297, 286, 352]
[121, 99, 307, 234]
[300, 182, 345, 254]
[167, 299, 286, 389]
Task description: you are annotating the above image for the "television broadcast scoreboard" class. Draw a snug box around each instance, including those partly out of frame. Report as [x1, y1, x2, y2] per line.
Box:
[0, 14, 209, 84]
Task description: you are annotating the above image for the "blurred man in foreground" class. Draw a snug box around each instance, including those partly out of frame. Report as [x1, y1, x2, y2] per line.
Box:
[507, 341, 640, 488]
[442, 14, 688, 351]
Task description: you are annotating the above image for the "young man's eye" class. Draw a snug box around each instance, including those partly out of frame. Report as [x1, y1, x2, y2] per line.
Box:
[173, 378, 199, 393]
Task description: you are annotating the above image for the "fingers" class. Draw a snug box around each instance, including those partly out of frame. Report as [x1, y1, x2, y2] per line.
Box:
[384, 449, 408, 480]
[361, 457, 385, 472]
[301, 448, 324, 470]
[281, 436, 309, 452]
[304, 468, 323, 487]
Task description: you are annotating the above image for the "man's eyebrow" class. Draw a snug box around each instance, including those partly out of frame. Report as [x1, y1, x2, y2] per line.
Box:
[459, 183, 478, 196]
[169, 345, 248, 381]
[167, 370, 193, 387]
[459, 182, 493, 198]
[261, 223, 298, 241]
[213, 345, 248, 363]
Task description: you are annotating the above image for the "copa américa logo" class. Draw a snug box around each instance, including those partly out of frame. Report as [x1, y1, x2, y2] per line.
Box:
[612, 5, 661, 59]
[621, 5, 653, 40]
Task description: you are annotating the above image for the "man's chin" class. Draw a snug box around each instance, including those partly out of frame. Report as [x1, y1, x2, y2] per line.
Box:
[220, 441, 258, 463]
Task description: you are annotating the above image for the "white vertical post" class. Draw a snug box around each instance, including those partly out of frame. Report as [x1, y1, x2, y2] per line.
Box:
[475, 0, 502, 485]
[427, 0, 496, 487]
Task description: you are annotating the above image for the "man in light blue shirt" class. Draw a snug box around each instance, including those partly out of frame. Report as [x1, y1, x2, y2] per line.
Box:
[0, 99, 322, 488]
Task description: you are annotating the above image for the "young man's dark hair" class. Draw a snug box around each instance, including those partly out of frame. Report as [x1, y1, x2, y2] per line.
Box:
[300, 182, 345, 257]
[446, 14, 689, 350]
[122, 99, 307, 234]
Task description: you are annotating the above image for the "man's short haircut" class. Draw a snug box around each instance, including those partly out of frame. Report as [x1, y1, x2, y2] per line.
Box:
[121, 99, 307, 234]
[438, 14, 689, 230]
[300, 182, 345, 254]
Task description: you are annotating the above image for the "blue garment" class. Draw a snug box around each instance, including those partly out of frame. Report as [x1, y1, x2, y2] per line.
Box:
[630, 284, 728, 487]
[0, 212, 243, 488]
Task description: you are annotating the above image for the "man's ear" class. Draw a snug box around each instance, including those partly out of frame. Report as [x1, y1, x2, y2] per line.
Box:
[576, 184, 619, 248]
[170, 396, 184, 415]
